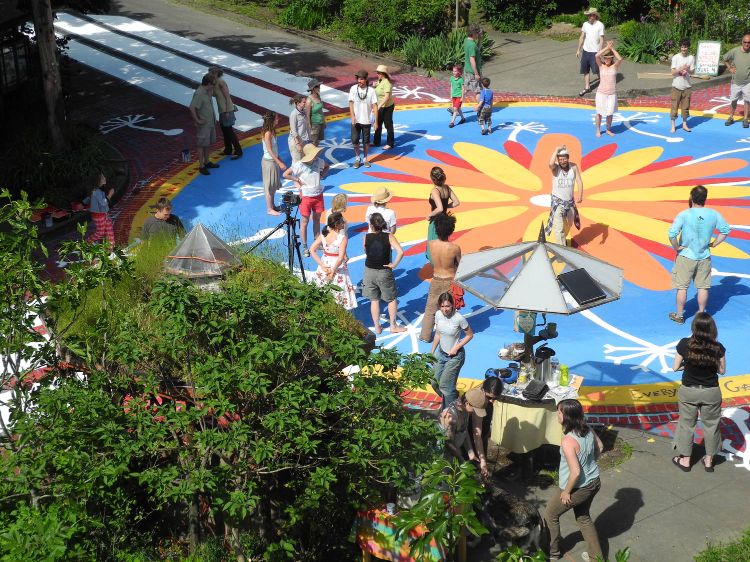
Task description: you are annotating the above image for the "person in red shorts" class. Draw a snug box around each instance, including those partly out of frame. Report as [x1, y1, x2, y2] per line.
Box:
[283, 143, 329, 257]
[449, 63, 466, 128]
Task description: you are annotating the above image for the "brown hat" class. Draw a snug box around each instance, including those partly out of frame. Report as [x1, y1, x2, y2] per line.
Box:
[355, 69, 368, 79]
[301, 143, 323, 164]
[371, 187, 393, 204]
[465, 387, 489, 417]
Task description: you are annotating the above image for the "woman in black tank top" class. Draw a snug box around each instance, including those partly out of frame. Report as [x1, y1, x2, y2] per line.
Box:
[426, 167, 461, 263]
[363, 213, 407, 335]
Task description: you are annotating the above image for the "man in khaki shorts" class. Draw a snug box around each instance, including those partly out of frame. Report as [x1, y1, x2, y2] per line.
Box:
[667, 185, 731, 324]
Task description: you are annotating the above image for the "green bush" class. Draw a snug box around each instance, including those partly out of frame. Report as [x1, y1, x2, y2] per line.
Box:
[552, 13, 587, 27]
[340, 0, 451, 52]
[478, 0, 557, 32]
[0, 125, 107, 208]
[618, 20, 671, 63]
[402, 29, 496, 73]
[278, 0, 342, 30]
[341, 0, 402, 51]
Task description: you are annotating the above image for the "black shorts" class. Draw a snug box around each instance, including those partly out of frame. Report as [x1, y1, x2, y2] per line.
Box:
[351, 123, 371, 146]
[580, 51, 599, 75]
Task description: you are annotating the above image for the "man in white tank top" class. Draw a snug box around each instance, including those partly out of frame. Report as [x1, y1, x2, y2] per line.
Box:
[546, 146, 583, 246]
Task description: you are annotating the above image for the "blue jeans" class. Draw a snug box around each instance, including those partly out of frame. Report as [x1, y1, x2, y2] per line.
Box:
[433, 347, 465, 410]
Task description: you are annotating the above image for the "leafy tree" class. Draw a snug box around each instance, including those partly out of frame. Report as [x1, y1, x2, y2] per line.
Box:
[0, 193, 442, 560]
[393, 459, 488, 562]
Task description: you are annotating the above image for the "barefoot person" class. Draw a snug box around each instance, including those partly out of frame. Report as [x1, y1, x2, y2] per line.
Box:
[420, 213, 461, 342]
[260, 111, 287, 216]
[594, 41, 622, 137]
[546, 146, 583, 246]
[310, 212, 357, 310]
[363, 213, 406, 335]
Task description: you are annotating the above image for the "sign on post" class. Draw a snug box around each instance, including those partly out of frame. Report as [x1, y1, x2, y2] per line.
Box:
[695, 41, 722, 76]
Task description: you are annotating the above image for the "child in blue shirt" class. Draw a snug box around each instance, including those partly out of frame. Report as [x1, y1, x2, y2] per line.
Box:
[476, 77, 494, 135]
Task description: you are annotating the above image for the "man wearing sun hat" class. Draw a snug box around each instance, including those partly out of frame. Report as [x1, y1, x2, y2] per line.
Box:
[365, 186, 397, 234]
[576, 7, 605, 97]
[439, 386, 491, 476]
[348, 69, 378, 169]
[283, 143, 329, 257]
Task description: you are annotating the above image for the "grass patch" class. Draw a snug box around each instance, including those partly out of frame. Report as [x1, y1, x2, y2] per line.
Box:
[169, 0, 279, 23]
[695, 528, 750, 562]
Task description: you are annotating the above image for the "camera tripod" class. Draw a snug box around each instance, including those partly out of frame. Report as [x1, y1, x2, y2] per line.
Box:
[248, 206, 306, 282]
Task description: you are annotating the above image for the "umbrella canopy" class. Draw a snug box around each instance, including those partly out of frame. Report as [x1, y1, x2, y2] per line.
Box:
[163, 223, 240, 278]
[454, 227, 623, 315]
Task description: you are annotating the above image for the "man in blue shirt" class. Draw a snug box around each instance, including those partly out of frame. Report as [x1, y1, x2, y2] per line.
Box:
[667, 185, 731, 324]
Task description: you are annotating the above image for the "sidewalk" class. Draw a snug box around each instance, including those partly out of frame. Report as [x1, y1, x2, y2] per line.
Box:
[481, 30, 730, 99]
[517, 427, 748, 562]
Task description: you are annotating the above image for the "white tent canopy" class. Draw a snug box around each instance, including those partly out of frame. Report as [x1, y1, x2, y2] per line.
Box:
[454, 233, 623, 315]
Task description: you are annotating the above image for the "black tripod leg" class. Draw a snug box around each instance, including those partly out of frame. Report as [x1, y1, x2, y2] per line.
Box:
[291, 217, 306, 283]
[247, 220, 288, 254]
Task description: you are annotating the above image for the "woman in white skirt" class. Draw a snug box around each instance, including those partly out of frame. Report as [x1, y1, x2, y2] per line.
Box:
[261, 111, 287, 216]
[594, 40, 622, 138]
[309, 212, 357, 310]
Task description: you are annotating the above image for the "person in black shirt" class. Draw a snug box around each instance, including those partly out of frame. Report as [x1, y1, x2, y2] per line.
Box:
[672, 312, 726, 472]
[362, 213, 406, 335]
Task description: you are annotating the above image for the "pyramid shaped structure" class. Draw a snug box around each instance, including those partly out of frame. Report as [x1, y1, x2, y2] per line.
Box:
[163, 224, 240, 278]
[454, 225, 623, 315]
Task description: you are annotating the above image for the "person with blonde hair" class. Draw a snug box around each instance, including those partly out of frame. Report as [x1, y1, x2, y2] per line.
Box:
[323, 193, 348, 227]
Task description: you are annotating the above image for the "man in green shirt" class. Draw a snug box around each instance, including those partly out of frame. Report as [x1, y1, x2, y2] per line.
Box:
[723, 34, 750, 128]
[463, 25, 482, 100]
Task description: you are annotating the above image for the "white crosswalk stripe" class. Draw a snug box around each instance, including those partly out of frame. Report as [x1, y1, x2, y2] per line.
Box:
[62, 39, 263, 130]
[54, 12, 350, 129]
[86, 14, 350, 108]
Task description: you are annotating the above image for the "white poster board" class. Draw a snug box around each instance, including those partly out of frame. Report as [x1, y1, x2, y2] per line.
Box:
[695, 41, 722, 76]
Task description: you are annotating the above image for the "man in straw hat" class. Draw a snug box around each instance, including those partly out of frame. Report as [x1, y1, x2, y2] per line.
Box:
[365, 187, 397, 234]
[348, 69, 378, 169]
[283, 143, 329, 257]
[576, 7, 605, 97]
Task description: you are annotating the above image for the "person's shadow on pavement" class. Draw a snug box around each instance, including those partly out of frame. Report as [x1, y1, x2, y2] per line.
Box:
[593, 487, 645, 560]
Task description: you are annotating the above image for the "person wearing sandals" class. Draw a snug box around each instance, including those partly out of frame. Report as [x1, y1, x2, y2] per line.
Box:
[667, 185, 730, 325]
[348, 69, 378, 169]
[261, 111, 287, 216]
[576, 7, 604, 97]
[305, 79, 326, 146]
[672, 312, 726, 473]
[373, 65, 395, 150]
[545, 399, 604, 562]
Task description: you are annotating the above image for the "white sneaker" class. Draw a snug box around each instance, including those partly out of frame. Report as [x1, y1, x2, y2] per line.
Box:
[581, 552, 590, 562]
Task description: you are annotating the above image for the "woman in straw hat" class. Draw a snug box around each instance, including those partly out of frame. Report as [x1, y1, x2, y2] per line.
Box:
[373, 65, 395, 150]
[365, 186, 397, 234]
[310, 211, 357, 310]
[305, 78, 326, 146]
[283, 143, 329, 256]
